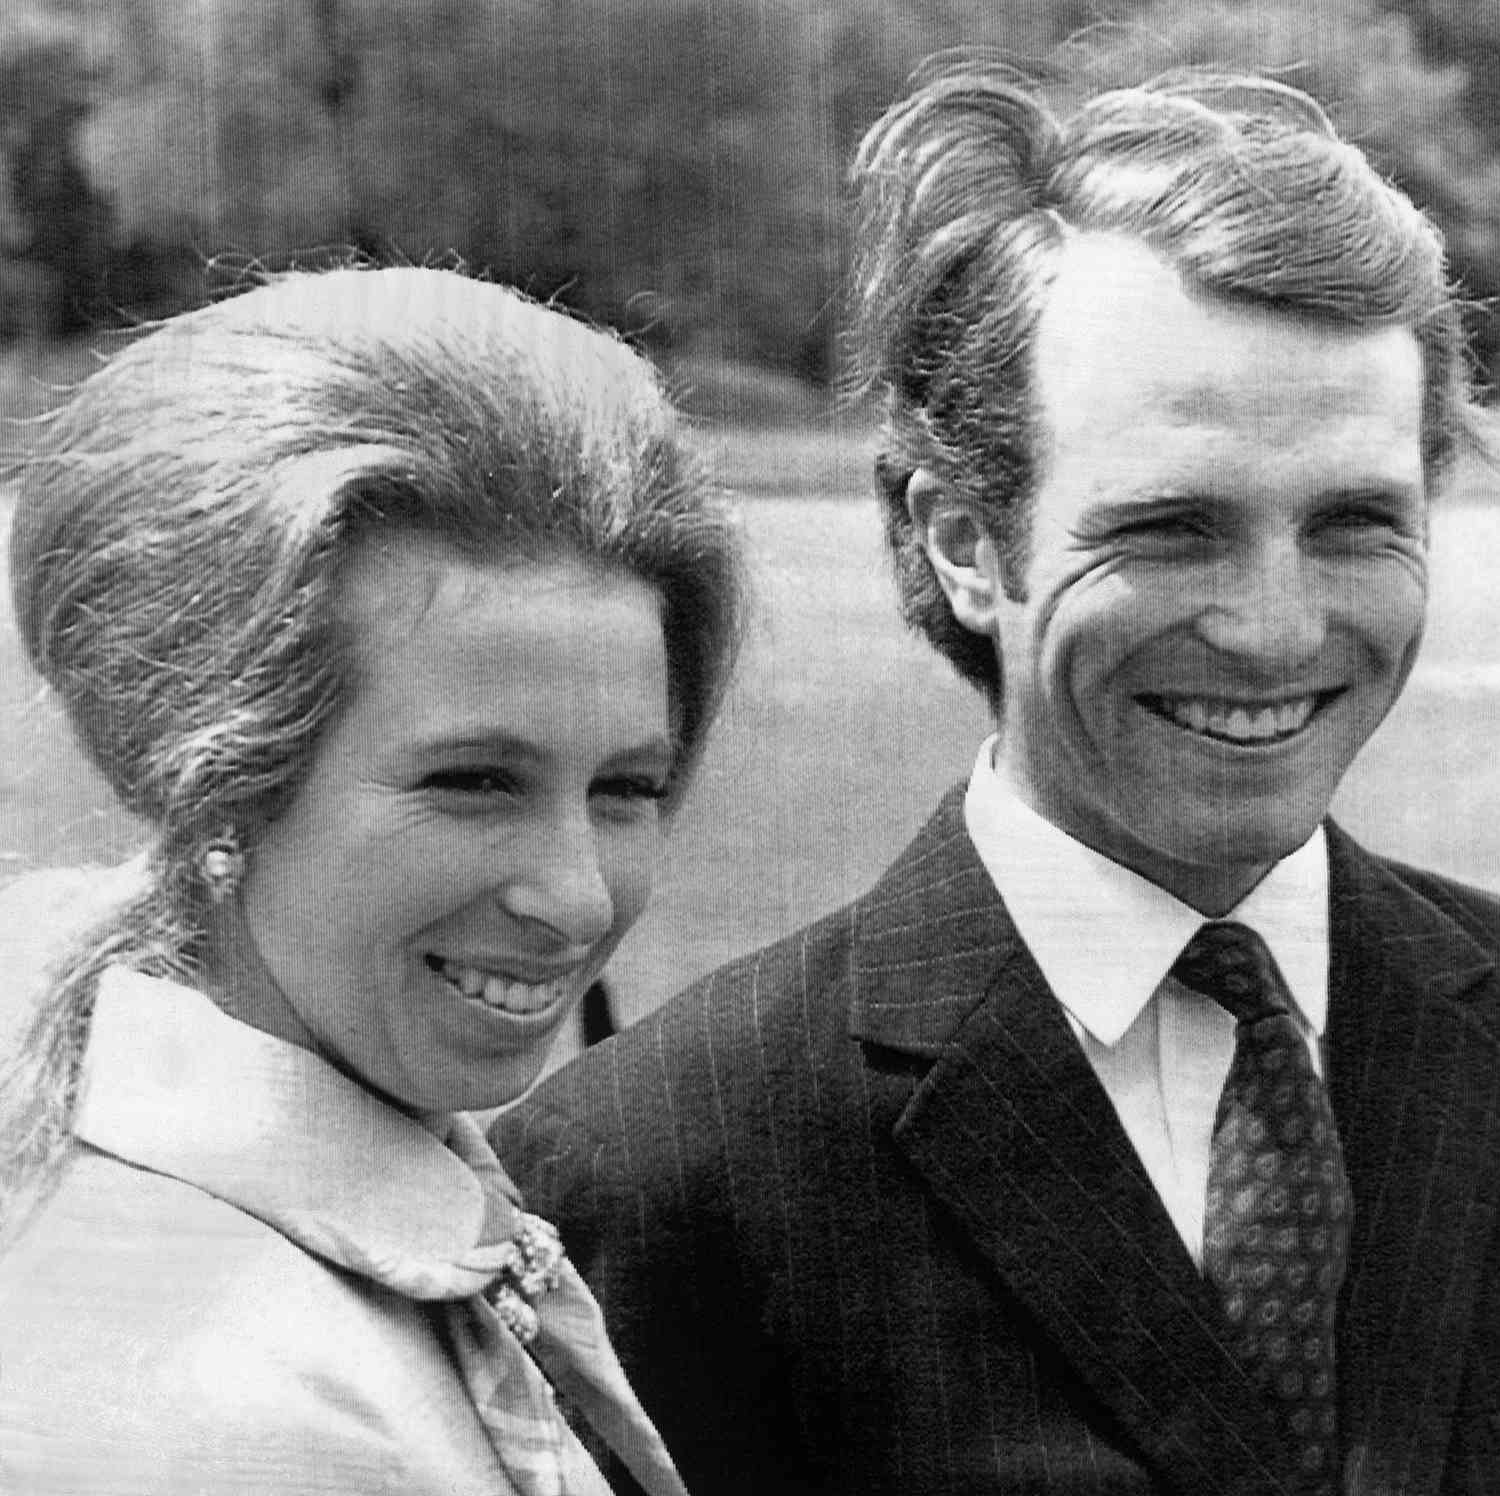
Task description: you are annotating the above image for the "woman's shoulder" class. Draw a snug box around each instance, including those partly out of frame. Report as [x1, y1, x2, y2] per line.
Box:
[2, 1139, 434, 1356]
[1, 1145, 358, 1388]
[0, 1144, 503, 1494]
[7, 1139, 300, 1283]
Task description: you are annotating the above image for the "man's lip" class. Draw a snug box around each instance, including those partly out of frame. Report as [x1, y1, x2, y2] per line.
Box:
[1134, 688, 1343, 707]
[1133, 688, 1345, 745]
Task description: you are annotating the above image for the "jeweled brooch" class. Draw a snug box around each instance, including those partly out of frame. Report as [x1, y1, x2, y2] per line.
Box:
[486, 1212, 566, 1344]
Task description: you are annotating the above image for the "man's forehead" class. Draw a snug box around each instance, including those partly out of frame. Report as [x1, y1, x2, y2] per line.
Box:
[1034, 233, 1425, 446]
[1156, 371, 1418, 432]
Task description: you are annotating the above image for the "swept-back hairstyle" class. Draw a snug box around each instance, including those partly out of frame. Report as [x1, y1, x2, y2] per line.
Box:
[848, 56, 1472, 707]
[2, 266, 744, 1233]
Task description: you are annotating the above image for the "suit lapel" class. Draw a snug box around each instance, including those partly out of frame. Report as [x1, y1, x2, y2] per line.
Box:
[848, 790, 1296, 1496]
[1325, 825, 1500, 1496]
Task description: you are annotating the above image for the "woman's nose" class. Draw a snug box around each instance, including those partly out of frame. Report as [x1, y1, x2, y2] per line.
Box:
[499, 820, 615, 951]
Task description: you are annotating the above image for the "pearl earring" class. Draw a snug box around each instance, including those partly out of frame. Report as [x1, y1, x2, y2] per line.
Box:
[199, 829, 245, 903]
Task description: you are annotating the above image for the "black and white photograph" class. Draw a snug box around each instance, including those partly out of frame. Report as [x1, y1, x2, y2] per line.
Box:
[2, 2, 1499, 1492]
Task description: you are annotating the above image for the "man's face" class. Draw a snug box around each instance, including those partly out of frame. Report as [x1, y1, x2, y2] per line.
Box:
[972, 234, 1428, 912]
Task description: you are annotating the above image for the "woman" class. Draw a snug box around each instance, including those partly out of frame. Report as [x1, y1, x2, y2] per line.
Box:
[0, 267, 743, 1494]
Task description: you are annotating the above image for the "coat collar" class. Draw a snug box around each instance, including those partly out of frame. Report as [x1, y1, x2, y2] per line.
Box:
[848, 792, 1500, 1495]
[74, 968, 525, 1299]
[846, 785, 1024, 1055]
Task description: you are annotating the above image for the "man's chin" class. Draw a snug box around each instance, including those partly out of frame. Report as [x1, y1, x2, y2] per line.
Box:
[1137, 809, 1327, 913]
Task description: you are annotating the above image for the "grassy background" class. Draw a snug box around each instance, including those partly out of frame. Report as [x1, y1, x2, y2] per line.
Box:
[4, 411, 1500, 1068]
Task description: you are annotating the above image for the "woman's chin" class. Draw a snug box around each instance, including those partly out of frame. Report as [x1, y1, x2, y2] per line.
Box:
[392, 1045, 563, 1118]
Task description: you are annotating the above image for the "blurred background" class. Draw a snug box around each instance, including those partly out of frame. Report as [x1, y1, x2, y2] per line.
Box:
[3, 0, 1500, 1056]
[3, 0, 1500, 399]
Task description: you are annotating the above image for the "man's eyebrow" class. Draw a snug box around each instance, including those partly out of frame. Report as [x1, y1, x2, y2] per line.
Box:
[1075, 481, 1423, 527]
[1074, 493, 1205, 524]
[1310, 483, 1425, 506]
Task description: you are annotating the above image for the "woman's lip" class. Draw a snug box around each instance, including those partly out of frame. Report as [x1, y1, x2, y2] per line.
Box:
[423, 952, 579, 986]
[431, 977, 572, 1028]
[423, 954, 582, 1020]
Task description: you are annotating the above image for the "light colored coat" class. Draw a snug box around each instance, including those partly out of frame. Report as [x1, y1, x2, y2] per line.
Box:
[1, 962, 533, 1495]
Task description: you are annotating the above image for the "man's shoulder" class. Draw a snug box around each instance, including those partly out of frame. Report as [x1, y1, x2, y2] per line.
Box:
[1364, 850, 1500, 945]
[1333, 826, 1500, 950]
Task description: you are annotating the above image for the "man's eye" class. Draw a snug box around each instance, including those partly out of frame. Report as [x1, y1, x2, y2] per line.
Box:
[1313, 505, 1406, 535]
[1111, 514, 1210, 541]
[422, 768, 517, 796]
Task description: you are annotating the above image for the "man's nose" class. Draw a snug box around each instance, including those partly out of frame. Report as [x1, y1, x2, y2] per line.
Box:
[500, 816, 615, 951]
[1194, 539, 1328, 670]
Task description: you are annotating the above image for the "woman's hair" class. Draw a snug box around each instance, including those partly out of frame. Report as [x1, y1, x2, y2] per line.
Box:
[1, 266, 745, 1235]
[848, 56, 1474, 709]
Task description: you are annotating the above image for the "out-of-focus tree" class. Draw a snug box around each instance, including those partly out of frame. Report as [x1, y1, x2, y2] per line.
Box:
[1, 0, 1498, 389]
[1060, 0, 1500, 374]
[332, 0, 839, 374]
[0, 2, 113, 335]
[78, 0, 352, 254]
[60, 0, 853, 378]
[1377, 0, 1500, 233]
[1378, 3, 1500, 134]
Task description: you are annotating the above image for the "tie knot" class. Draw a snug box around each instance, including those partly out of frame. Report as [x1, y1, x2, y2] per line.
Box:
[1169, 921, 1291, 1025]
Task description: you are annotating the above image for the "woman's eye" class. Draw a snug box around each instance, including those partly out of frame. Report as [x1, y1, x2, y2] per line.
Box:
[421, 768, 517, 797]
[591, 775, 670, 812]
[1314, 505, 1404, 536]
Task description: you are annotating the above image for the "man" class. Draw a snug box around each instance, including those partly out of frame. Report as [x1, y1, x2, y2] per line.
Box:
[497, 61, 1500, 1495]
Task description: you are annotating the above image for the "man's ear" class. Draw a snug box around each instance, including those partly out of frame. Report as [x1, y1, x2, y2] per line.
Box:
[906, 468, 1003, 635]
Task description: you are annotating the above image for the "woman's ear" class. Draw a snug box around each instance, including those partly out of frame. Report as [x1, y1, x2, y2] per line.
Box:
[906, 468, 1004, 636]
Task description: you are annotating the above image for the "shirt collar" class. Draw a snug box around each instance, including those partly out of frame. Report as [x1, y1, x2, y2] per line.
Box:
[963, 738, 1330, 1046]
[72, 968, 522, 1298]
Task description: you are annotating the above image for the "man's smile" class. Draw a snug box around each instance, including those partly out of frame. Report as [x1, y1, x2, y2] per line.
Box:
[1135, 691, 1344, 747]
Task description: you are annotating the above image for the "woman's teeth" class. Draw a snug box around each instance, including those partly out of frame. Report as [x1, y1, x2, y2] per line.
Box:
[1146, 694, 1319, 743]
[430, 957, 570, 1015]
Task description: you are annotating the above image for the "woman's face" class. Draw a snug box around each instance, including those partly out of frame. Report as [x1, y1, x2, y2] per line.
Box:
[234, 538, 674, 1113]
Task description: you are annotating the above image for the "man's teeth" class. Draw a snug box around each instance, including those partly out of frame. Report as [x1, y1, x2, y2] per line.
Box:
[1154, 695, 1318, 743]
[432, 958, 569, 1015]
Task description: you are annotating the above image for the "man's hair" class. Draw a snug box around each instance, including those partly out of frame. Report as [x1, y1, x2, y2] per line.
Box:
[848, 56, 1472, 707]
[1, 266, 745, 1233]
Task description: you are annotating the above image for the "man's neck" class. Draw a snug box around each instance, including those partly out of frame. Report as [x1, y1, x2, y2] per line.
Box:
[991, 745, 1279, 917]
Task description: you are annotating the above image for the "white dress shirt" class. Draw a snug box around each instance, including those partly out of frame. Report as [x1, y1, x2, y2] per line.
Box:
[963, 739, 1330, 1265]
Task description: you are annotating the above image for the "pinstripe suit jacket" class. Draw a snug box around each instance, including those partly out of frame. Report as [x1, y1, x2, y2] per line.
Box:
[496, 788, 1500, 1495]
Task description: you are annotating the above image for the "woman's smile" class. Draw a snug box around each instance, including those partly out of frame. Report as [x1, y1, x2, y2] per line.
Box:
[234, 541, 674, 1114]
[423, 953, 579, 1017]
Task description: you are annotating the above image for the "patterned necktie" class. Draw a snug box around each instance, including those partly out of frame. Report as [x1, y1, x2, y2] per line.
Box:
[1169, 921, 1351, 1494]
